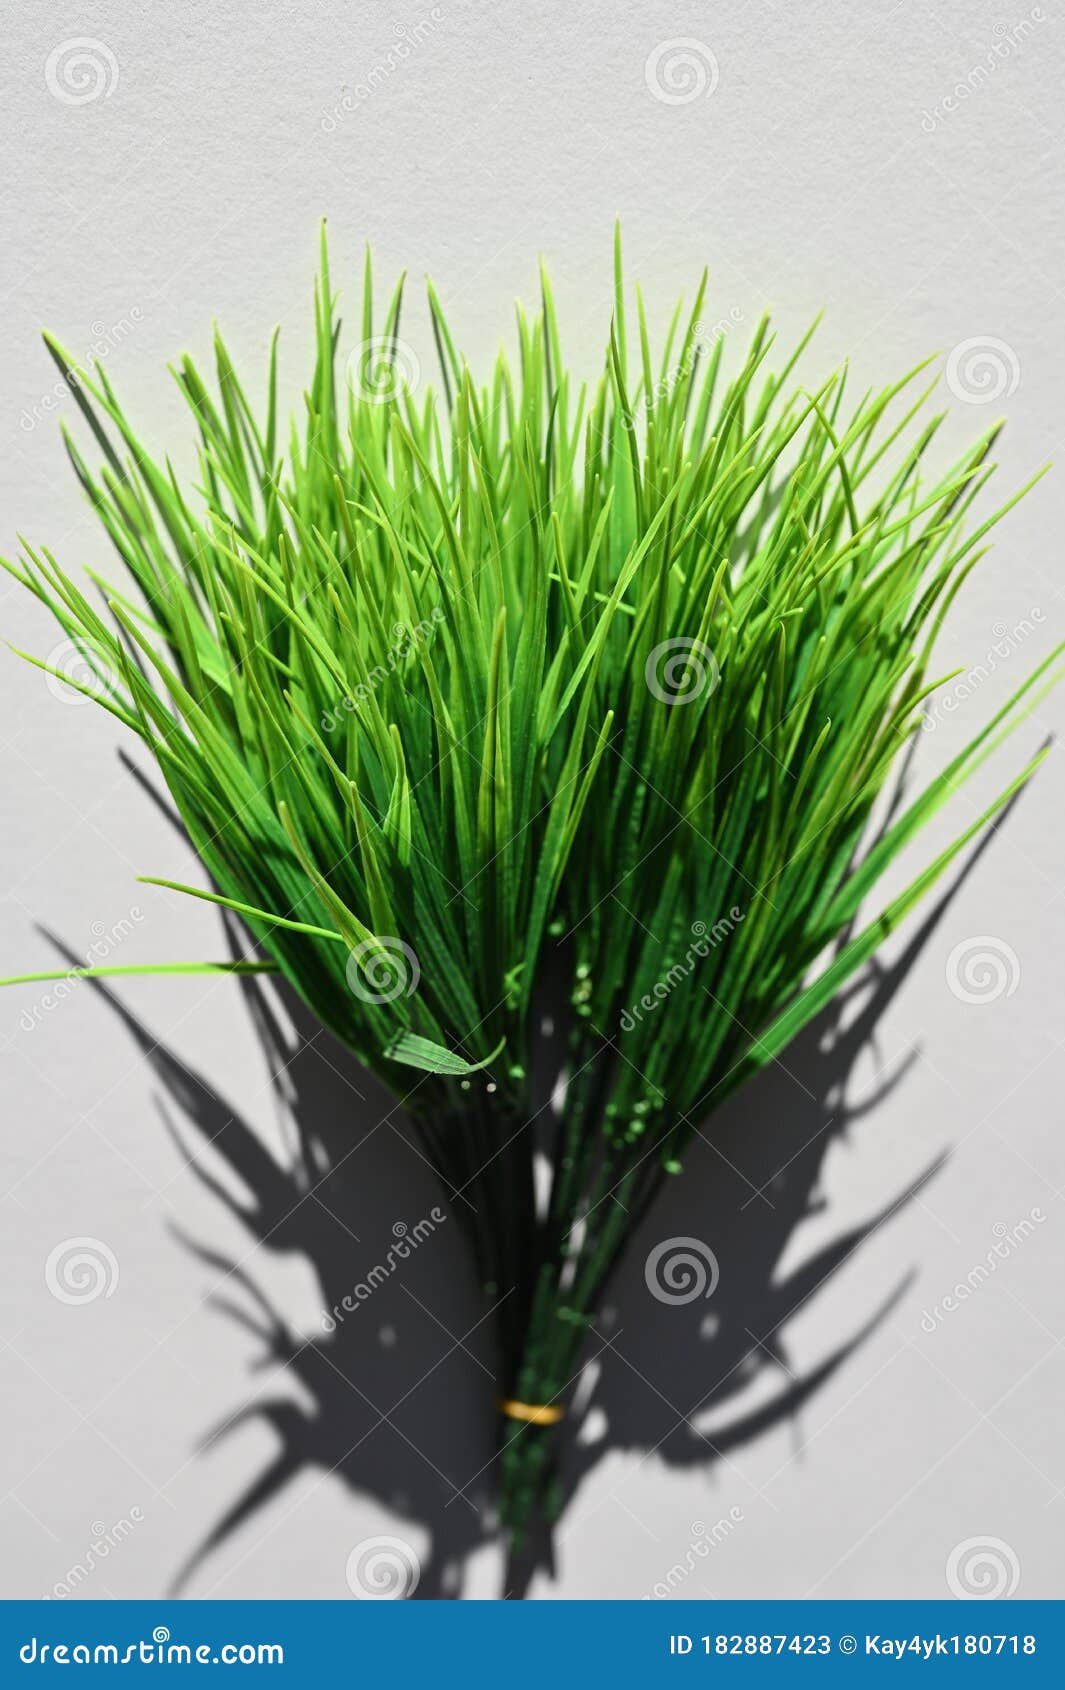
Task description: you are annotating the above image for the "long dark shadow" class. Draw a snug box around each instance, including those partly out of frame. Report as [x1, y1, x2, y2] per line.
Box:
[36, 760, 1027, 1597]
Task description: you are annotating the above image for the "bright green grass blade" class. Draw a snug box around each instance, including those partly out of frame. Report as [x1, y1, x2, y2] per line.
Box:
[0, 962, 278, 987]
[384, 1031, 506, 1075]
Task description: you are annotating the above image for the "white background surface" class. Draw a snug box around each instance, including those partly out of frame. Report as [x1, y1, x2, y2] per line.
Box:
[1, 0, 1063, 1600]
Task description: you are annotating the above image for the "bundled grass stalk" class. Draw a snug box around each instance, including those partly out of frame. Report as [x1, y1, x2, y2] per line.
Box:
[3, 226, 1060, 1539]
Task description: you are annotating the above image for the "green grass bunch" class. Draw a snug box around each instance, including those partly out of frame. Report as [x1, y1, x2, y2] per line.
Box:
[3, 227, 1060, 1534]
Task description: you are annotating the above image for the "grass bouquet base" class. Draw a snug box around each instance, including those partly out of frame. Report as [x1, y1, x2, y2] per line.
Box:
[4, 227, 1060, 1547]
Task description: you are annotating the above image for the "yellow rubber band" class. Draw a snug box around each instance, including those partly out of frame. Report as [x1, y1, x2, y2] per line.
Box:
[497, 1396, 564, 1426]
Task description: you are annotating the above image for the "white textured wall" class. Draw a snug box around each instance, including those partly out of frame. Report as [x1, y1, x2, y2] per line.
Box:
[1, 0, 1062, 1600]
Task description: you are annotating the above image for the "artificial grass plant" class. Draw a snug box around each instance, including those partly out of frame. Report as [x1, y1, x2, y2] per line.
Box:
[3, 227, 1060, 1538]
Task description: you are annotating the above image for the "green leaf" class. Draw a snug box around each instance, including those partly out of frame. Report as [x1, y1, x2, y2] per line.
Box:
[383, 1031, 506, 1075]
